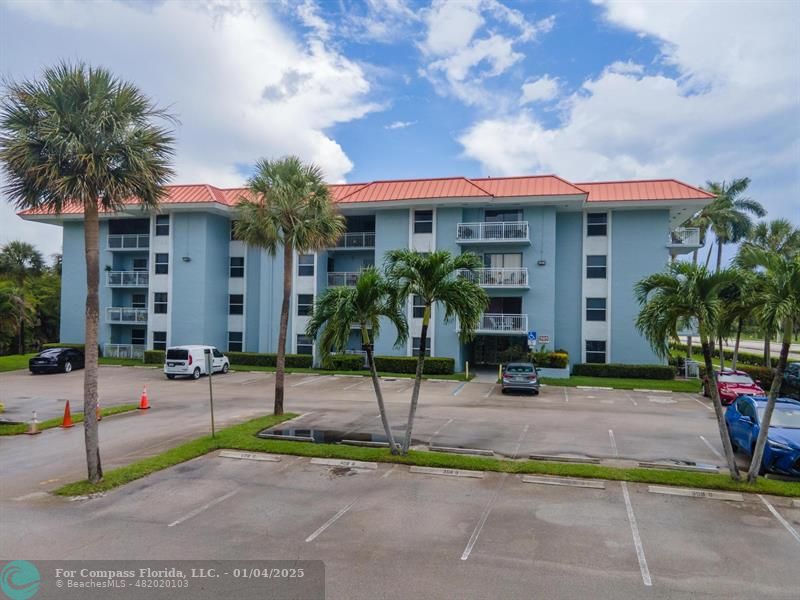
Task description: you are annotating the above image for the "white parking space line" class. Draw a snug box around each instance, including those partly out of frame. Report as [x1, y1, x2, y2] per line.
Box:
[625, 392, 638, 407]
[381, 465, 398, 479]
[512, 424, 530, 458]
[562, 387, 569, 403]
[483, 385, 496, 398]
[168, 490, 238, 527]
[461, 474, 507, 561]
[452, 382, 466, 396]
[608, 429, 618, 455]
[305, 499, 359, 543]
[343, 379, 367, 391]
[699, 435, 723, 460]
[428, 417, 454, 444]
[622, 482, 652, 587]
[759, 495, 800, 545]
[689, 395, 713, 411]
[291, 376, 326, 387]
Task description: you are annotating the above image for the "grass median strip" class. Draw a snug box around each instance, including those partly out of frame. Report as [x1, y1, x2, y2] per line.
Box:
[539, 376, 699, 392]
[0, 404, 139, 436]
[54, 413, 800, 498]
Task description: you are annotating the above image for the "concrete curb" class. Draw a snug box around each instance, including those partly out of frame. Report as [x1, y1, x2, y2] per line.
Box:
[430, 445, 494, 457]
[528, 454, 601, 464]
[638, 461, 719, 473]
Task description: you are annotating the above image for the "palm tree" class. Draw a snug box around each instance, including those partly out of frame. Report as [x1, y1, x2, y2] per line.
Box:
[385, 250, 488, 454]
[635, 262, 741, 479]
[235, 156, 345, 415]
[735, 247, 800, 483]
[0, 62, 175, 483]
[0, 281, 37, 355]
[306, 268, 408, 454]
[718, 271, 762, 370]
[743, 218, 800, 259]
[0, 241, 44, 284]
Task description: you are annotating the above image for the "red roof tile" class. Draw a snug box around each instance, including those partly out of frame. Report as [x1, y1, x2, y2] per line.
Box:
[337, 177, 492, 203]
[471, 175, 586, 197]
[576, 179, 713, 202]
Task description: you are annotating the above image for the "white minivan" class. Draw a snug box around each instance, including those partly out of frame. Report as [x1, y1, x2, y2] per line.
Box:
[164, 345, 230, 380]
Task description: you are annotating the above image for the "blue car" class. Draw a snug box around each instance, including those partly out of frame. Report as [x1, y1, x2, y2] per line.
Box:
[725, 396, 800, 477]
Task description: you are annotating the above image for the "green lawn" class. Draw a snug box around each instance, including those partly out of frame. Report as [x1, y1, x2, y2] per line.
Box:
[540, 375, 701, 393]
[0, 404, 139, 436]
[55, 413, 800, 498]
[0, 353, 37, 373]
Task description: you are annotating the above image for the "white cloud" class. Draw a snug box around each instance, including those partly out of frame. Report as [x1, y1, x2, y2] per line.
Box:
[385, 120, 417, 130]
[296, 0, 332, 41]
[520, 75, 559, 104]
[340, 0, 420, 43]
[459, 0, 800, 219]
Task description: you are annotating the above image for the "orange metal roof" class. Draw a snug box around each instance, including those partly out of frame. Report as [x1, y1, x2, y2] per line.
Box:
[17, 175, 712, 216]
[576, 179, 714, 202]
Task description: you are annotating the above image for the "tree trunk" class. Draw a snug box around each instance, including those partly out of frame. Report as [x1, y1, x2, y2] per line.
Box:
[731, 318, 743, 370]
[17, 319, 24, 355]
[704, 242, 714, 269]
[718, 336, 725, 370]
[700, 334, 740, 480]
[83, 202, 102, 483]
[363, 326, 399, 454]
[686, 335, 693, 361]
[747, 317, 793, 483]
[401, 303, 429, 454]
[763, 332, 771, 367]
[273, 242, 293, 416]
[715, 240, 724, 272]
[692, 248, 699, 265]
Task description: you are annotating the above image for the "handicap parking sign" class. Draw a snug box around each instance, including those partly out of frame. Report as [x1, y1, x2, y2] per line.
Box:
[527, 331, 537, 343]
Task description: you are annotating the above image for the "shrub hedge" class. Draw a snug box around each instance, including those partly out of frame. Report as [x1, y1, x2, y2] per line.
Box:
[374, 355, 455, 375]
[572, 363, 677, 380]
[672, 343, 778, 368]
[528, 350, 569, 369]
[144, 350, 165, 365]
[321, 354, 365, 371]
[225, 351, 313, 368]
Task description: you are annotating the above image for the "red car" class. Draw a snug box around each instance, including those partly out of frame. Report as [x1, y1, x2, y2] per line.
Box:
[702, 369, 765, 405]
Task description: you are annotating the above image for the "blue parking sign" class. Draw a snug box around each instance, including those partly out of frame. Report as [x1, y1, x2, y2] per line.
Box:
[527, 331, 537, 343]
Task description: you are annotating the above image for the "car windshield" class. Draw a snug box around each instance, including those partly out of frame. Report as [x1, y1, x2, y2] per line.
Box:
[718, 373, 754, 385]
[758, 406, 800, 429]
[166, 349, 188, 360]
[40, 349, 62, 356]
[507, 365, 533, 373]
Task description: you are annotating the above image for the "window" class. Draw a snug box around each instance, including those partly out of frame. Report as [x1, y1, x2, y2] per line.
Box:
[153, 331, 167, 351]
[154, 292, 168, 314]
[132, 258, 148, 271]
[297, 334, 313, 355]
[586, 297, 607, 321]
[412, 295, 425, 319]
[229, 294, 244, 315]
[585, 340, 606, 363]
[229, 257, 244, 278]
[228, 331, 243, 352]
[230, 220, 241, 241]
[297, 294, 313, 316]
[587, 213, 608, 236]
[586, 255, 607, 279]
[484, 253, 522, 268]
[155, 215, 170, 236]
[131, 328, 146, 345]
[132, 293, 146, 309]
[414, 210, 433, 234]
[298, 254, 314, 277]
[412, 337, 431, 357]
[154, 253, 169, 275]
[485, 209, 522, 223]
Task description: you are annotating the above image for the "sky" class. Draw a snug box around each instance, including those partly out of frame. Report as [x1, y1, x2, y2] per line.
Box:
[0, 0, 798, 261]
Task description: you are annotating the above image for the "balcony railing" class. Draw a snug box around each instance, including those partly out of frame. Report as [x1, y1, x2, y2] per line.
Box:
[104, 344, 145, 359]
[327, 272, 361, 287]
[456, 221, 529, 243]
[330, 232, 376, 250]
[458, 268, 529, 288]
[108, 234, 149, 250]
[476, 313, 528, 334]
[106, 271, 149, 287]
[667, 227, 701, 247]
[106, 307, 148, 324]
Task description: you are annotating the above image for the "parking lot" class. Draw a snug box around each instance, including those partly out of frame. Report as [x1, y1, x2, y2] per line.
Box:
[2, 452, 798, 599]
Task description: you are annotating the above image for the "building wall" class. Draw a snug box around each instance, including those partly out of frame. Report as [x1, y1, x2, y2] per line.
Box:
[434, 206, 462, 365]
[373, 209, 409, 356]
[60, 222, 87, 343]
[610, 209, 669, 364]
[554, 212, 583, 361]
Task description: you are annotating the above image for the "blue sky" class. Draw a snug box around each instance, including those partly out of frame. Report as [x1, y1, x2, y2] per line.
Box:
[1, 0, 798, 258]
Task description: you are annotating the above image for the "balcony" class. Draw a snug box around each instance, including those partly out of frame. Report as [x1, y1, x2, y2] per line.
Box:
[667, 227, 701, 256]
[106, 271, 149, 287]
[475, 313, 528, 335]
[104, 344, 145, 359]
[108, 234, 149, 250]
[329, 232, 375, 250]
[458, 268, 529, 288]
[106, 307, 148, 324]
[456, 222, 529, 244]
[327, 272, 361, 287]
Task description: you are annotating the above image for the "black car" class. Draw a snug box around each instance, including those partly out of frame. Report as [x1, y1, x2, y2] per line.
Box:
[29, 348, 85, 374]
[780, 362, 800, 400]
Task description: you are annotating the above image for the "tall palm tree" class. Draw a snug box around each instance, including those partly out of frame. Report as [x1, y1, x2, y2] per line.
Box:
[743, 218, 800, 259]
[306, 268, 408, 454]
[385, 249, 488, 454]
[718, 271, 762, 370]
[0, 62, 175, 483]
[0, 281, 37, 355]
[0, 241, 45, 284]
[235, 156, 345, 415]
[635, 262, 741, 479]
[735, 247, 800, 483]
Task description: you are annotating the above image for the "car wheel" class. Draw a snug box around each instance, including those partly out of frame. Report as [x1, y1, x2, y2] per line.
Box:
[63, 361, 72, 374]
[192, 368, 201, 380]
[500, 388, 507, 395]
[221, 363, 229, 374]
[166, 374, 175, 380]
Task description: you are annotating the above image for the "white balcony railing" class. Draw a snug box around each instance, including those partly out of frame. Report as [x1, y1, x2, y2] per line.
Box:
[106, 271, 149, 287]
[458, 268, 529, 288]
[456, 221, 529, 243]
[108, 234, 149, 250]
[476, 313, 528, 334]
[327, 272, 361, 287]
[330, 232, 375, 250]
[103, 344, 145, 359]
[106, 307, 148, 324]
[667, 227, 701, 247]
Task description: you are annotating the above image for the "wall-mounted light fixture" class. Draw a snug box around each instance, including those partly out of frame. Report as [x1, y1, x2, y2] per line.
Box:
[537, 259, 547, 266]
[182, 256, 191, 262]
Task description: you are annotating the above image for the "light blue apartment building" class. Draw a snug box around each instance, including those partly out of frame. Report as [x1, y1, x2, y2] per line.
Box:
[20, 175, 712, 371]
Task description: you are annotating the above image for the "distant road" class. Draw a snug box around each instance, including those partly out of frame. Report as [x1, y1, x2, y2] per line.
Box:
[721, 339, 800, 362]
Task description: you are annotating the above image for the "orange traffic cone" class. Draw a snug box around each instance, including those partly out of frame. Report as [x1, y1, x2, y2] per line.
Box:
[96, 400, 102, 422]
[61, 400, 74, 428]
[138, 386, 150, 410]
